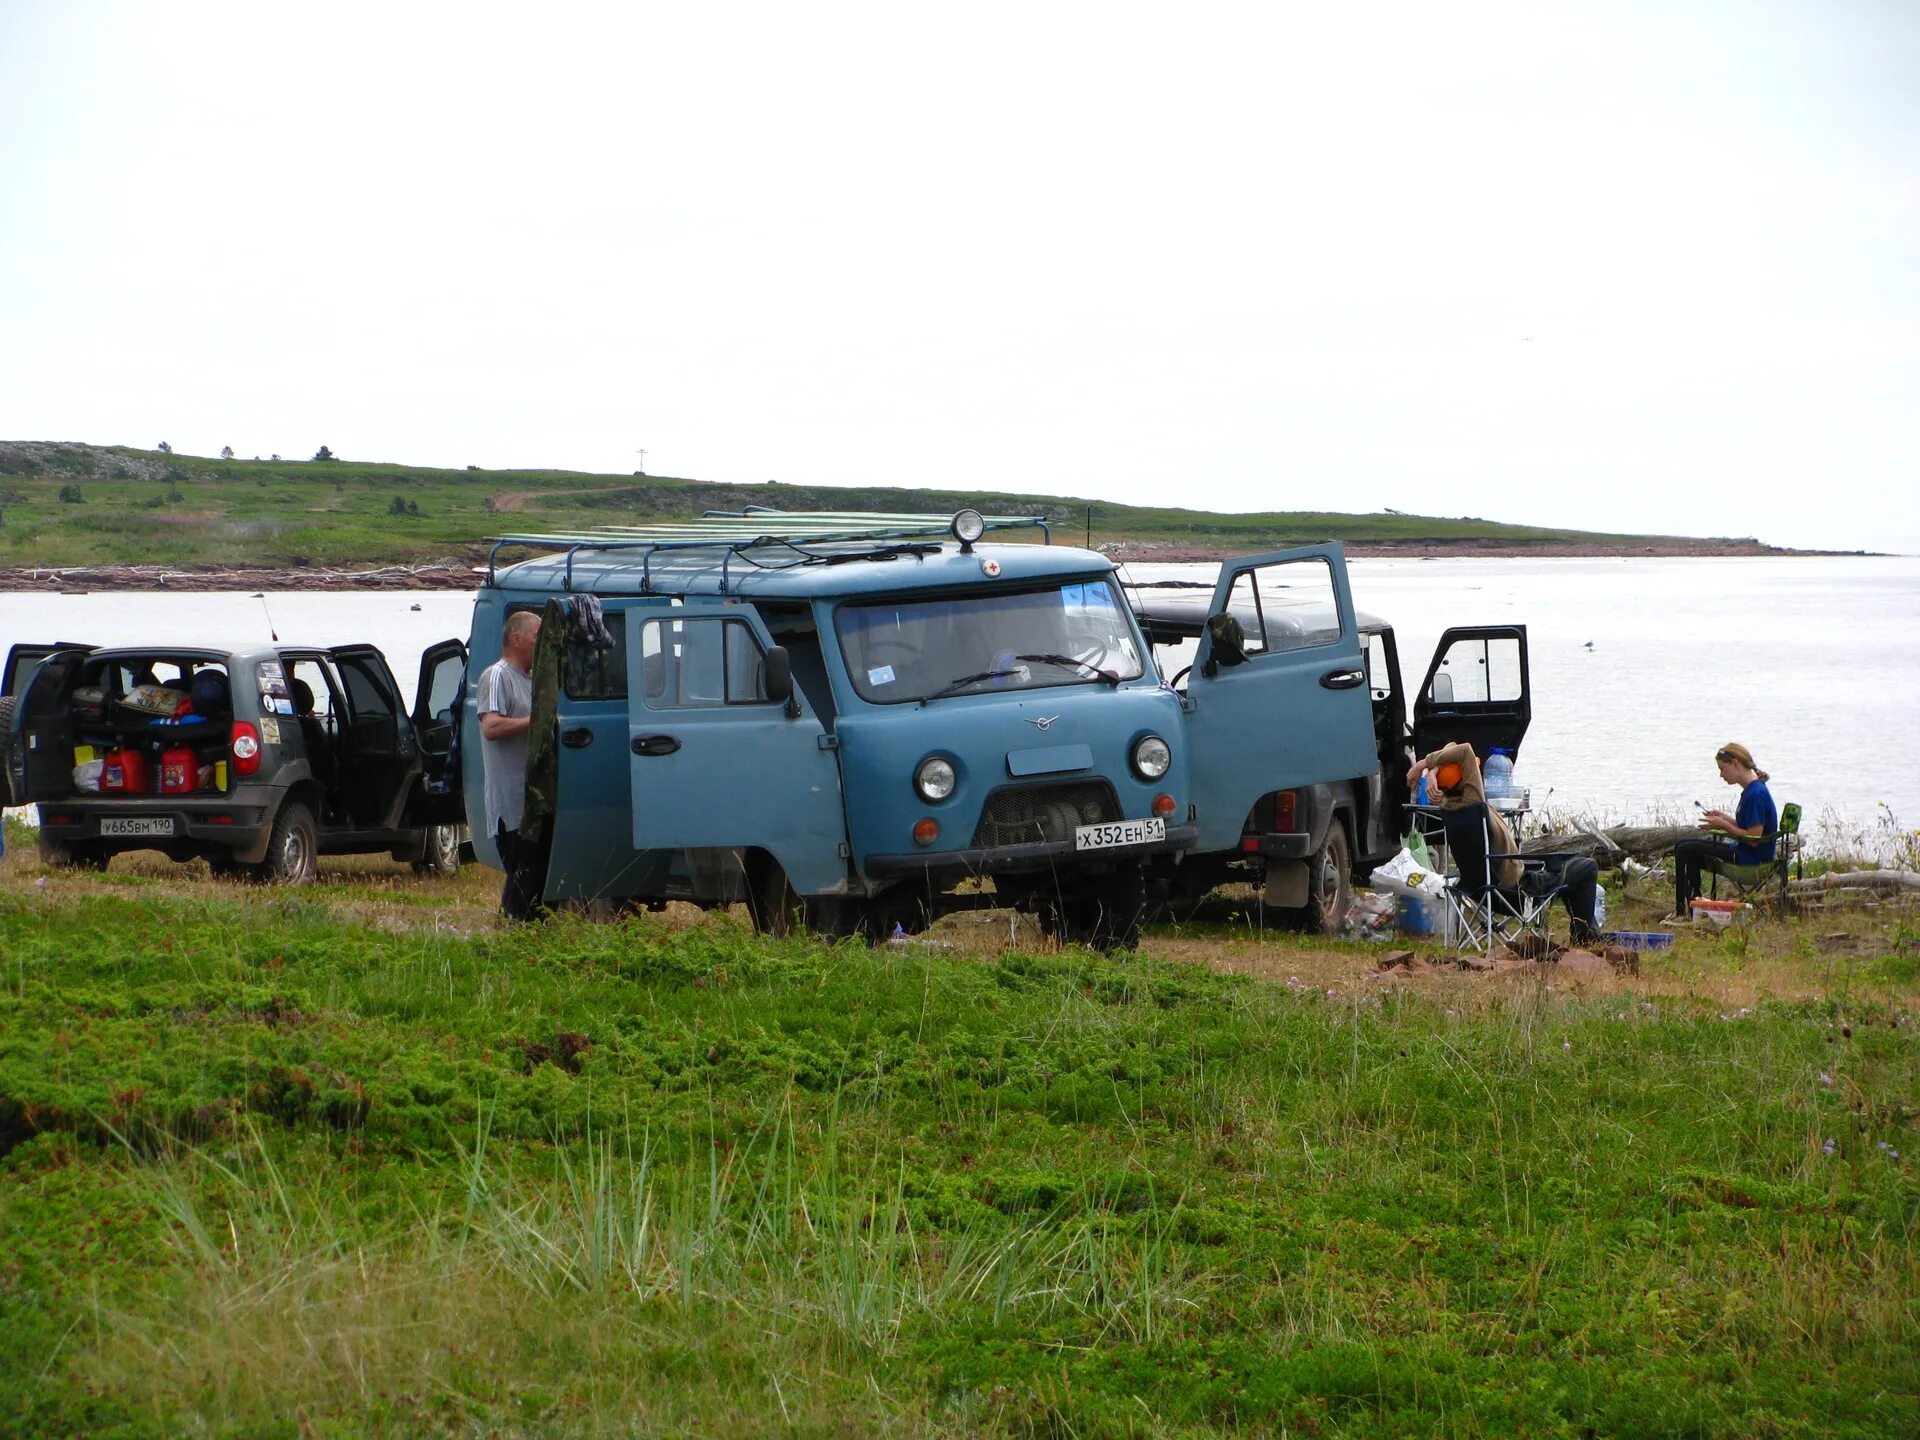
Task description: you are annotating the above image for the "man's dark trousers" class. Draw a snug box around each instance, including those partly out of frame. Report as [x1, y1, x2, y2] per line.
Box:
[495, 822, 548, 922]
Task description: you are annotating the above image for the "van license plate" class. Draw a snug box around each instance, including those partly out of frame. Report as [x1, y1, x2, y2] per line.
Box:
[99, 817, 176, 838]
[1073, 818, 1165, 851]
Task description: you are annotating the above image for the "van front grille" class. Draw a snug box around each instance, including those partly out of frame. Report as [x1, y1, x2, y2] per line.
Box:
[970, 782, 1119, 849]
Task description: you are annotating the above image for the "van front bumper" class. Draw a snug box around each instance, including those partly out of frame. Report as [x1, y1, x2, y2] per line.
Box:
[865, 823, 1199, 880]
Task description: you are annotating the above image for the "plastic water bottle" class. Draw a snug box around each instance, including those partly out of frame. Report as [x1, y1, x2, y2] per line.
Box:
[1593, 884, 1608, 931]
[1483, 748, 1514, 800]
[1414, 774, 1430, 806]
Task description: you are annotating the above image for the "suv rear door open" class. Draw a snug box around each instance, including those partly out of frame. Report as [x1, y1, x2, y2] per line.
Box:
[5, 647, 95, 803]
[1180, 545, 1377, 853]
[4, 641, 97, 701]
[1410, 626, 1531, 765]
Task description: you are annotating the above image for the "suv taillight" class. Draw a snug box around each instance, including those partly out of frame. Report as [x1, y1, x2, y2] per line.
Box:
[231, 721, 262, 775]
[1274, 790, 1298, 831]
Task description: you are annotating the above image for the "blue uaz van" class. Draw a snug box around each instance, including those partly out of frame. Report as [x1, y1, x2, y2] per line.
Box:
[458, 510, 1197, 948]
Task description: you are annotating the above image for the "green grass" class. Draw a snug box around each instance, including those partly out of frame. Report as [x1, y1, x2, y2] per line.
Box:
[2, 881, 1916, 1437]
[0, 441, 1764, 570]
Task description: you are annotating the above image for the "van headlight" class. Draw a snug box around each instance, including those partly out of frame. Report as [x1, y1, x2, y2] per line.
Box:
[1131, 734, 1171, 780]
[915, 756, 956, 802]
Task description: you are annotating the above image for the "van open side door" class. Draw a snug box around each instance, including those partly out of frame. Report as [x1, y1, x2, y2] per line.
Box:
[539, 597, 675, 903]
[622, 605, 847, 896]
[1182, 545, 1377, 853]
[1410, 626, 1531, 765]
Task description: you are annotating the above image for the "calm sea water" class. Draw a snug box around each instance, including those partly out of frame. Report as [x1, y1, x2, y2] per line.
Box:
[5, 555, 1917, 854]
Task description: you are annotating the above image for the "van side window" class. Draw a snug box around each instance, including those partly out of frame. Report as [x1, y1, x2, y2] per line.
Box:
[1223, 557, 1344, 656]
[563, 611, 628, 700]
[642, 618, 769, 708]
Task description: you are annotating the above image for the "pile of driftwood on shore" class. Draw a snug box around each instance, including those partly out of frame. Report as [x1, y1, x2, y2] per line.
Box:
[1521, 823, 1920, 900]
[0, 561, 479, 592]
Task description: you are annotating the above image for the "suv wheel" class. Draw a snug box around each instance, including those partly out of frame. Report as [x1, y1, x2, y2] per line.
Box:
[39, 835, 109, 871]
[257, 801, 317, 884]
[411, 823, 463, 877]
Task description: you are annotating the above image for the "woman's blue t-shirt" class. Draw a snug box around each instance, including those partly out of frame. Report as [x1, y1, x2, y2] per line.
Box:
[1733, 779, 1778, 864]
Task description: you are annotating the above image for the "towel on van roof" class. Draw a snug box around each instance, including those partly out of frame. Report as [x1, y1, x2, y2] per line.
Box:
[564, 594, 614, 652]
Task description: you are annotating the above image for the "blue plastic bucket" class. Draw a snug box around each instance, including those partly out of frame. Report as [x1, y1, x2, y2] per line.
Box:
[1604, 931, 1674, 952]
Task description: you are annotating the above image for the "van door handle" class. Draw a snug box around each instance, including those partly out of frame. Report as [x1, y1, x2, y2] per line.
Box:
[1319, 668, 1365, 690]
[561, 727, 594, 748]
[631, 734, 681, 756]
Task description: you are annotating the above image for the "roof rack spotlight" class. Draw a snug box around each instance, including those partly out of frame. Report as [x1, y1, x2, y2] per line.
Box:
[951, 509, 986, 551]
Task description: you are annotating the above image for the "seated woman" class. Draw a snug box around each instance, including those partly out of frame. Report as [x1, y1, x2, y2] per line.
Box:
[1672, 742, 1777, 918]
[1410, 740, 1601, 944]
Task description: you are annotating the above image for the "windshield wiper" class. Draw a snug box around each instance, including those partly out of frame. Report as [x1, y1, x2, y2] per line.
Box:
[919, 668, 1024, 706]
[918, 654, 1120, 705]
[1015, 653, 1121, 686]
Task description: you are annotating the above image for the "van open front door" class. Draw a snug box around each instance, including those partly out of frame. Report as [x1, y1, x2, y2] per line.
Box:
[622, 606, 847, 897]
[1181, 545, 1377, 853]
[1410, 626, 1531, 767]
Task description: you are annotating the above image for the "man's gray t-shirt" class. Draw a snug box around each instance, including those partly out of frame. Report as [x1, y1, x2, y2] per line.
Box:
[476, 658, 533, 833]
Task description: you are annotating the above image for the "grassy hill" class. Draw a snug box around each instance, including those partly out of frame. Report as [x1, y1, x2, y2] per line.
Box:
[0, 441, 1768, 571]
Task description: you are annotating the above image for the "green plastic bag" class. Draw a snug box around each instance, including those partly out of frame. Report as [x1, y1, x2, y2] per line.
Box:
[1404, 828, 1431, 868]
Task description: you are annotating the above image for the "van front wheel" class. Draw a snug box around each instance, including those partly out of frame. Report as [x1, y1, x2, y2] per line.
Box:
[748, 860, 805, 938]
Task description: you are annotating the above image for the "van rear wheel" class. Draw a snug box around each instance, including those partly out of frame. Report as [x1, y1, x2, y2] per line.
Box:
[1268, 823, 1351, 935]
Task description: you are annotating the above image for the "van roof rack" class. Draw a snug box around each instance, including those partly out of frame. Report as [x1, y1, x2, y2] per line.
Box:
[486, 507, 1052, 590]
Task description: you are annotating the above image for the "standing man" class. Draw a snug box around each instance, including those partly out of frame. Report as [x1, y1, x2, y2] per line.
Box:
[477, 610, 544, 920]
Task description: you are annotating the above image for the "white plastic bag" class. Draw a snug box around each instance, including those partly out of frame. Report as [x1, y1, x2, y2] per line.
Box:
[1369, 848, 1447, 900]
[73, 759, 104, 793]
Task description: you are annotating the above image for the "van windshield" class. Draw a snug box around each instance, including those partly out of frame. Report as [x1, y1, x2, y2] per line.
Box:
[837, 579, 1145, 704]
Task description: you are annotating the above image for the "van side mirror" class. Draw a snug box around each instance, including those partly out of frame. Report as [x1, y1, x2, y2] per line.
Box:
[764, 646, 798, 716]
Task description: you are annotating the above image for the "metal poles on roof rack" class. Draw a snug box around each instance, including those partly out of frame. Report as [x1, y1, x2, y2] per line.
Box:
[483, 507, 1053, 589]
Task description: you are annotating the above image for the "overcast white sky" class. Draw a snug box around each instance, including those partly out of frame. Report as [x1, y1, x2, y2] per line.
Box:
[3, 1, 1915, 550]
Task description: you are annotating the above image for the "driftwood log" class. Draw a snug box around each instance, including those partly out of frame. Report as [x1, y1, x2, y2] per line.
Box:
[1788, 870, 1920, 895]
[1521, 825, 1698, 864]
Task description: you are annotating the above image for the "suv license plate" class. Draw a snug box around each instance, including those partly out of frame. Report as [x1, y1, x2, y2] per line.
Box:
[1073, 817, 1165, 852]
[99, 817, 176, 838]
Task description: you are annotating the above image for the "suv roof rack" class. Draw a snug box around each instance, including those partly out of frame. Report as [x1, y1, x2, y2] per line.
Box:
[486, 507, 1052, 590]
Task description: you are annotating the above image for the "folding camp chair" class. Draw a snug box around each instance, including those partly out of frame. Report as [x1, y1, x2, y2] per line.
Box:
[1436, 803, 1581, 953]
[1705, 801, 1803, 915]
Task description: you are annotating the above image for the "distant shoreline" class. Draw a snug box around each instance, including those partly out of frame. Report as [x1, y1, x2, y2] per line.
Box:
[0, 540, 1876, 592]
